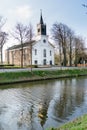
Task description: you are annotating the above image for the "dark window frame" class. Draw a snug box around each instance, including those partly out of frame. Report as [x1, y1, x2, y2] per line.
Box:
[35, 49, 37, 55]
[43, 49, 46, 57]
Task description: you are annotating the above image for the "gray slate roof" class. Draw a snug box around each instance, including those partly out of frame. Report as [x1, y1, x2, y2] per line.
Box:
[8, 40, 35, 50]
[7, 39, 54, 51]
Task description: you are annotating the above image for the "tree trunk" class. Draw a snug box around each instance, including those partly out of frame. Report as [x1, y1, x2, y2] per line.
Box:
[1, 47, 3, 64]
[21, 45, 23, 68]
[69, 38, 72, 66]
[30, 43, 32, 72]
[59, 46, 62, 66]
[63, 47, 67, 66]
[75, 48, 78, 67]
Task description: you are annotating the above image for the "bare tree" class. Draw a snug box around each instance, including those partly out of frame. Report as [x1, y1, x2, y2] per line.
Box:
[27, 23, 34, 41]
[82, 4, 87, 9]
[27, 23, 34, 72]
[51, 21, 86, 67]
[0, 32, 8, 64]
[51, 22, 70, 66]
[74, 36, 85, 66]
[12, 22, 34, 68]
[0, 16, 7, 64]
[51, 23, 62, 65]
[0, 16, 6, 30]
[82, 3, 87, 14]
[67, 29, 74, 66]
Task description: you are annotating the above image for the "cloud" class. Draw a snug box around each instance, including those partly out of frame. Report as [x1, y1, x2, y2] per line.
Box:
[15, 5, 32, 20]
[8, 5, 32, 22]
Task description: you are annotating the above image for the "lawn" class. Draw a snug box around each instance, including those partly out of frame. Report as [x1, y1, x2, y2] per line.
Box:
[47, 114, 87, 130]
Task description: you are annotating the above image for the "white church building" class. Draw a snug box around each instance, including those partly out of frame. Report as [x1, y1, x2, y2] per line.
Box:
[5, 13, 55, 66]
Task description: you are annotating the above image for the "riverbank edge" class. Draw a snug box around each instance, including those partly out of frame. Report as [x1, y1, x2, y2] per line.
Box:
[47, 114, 87, 130]
[0, 69, 87, 85]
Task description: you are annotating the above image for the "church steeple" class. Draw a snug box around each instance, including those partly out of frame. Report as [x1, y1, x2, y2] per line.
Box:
[40, 10, 44, 24]
[37, 11, 46, 36]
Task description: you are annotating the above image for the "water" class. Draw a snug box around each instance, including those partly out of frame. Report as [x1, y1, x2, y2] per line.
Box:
[0, 77, 87, 130]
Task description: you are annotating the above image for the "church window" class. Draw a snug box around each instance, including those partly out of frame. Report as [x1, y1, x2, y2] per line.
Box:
[50, 50, 52, 56]
[42, 28, 44, 32]
[35, 49, 37, 55]
[35, 60, 38, 64]
[50, 60, 52, 65]
[43, 59, 46, 65]
[43, 49, 46, 57]
[38, 29, 40, 33]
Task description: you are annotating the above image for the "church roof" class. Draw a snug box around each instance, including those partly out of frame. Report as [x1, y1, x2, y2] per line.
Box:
[48, 42, 55, 48]
[7, 39, 54, 51]
[7, 40, 35, 50]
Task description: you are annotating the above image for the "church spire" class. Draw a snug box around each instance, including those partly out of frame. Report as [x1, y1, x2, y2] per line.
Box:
[37, 11, 46, 36]
[40, 9, 44, 24]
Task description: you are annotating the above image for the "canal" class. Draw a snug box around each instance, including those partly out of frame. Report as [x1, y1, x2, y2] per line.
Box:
[0, 77, 87, 130]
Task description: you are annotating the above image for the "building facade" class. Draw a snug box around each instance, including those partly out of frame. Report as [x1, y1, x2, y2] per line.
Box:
[5, 13, 54, 66]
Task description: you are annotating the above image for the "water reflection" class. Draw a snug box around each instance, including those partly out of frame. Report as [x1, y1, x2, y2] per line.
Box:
[0, 77, 87, 130]
[52, 79, 84, 120]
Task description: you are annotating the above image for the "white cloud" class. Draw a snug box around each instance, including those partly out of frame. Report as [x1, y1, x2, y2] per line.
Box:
[8, 5, 32, 22]
[15, 5, 32, 19]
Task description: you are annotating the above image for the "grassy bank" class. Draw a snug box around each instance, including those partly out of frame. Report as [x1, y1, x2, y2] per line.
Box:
[0, 68, 87, 84]
[47, 114, 87, 130]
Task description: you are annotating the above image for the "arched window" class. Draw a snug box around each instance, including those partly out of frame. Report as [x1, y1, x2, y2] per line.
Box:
[43, 49, 46, 57]
[50, 50, 52, 56]
[35, 49, 37, 55]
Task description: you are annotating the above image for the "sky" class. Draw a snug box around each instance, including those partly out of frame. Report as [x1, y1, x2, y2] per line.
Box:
[0, 0, 87, 49]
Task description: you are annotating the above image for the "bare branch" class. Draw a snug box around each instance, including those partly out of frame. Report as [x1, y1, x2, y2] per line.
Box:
[0, 31, 8, 64]
[82, 4, 87, 8]
[11, 22, 34, 68]
[0, 16, 6, 31]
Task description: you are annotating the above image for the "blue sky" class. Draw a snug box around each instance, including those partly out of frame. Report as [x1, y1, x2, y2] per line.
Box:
[0, 0, 87, 47]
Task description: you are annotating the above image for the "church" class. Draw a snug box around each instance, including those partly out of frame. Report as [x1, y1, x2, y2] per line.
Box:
[5, 13, 55, 66]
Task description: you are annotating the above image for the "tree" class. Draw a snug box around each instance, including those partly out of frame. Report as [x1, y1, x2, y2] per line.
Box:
[82, 4, 87, 8]
[0, 16, 7, 64]
[51, 22, 70, 66]
[52, 21, 86, 67]
[0, 32, 8, 64]
[27, 23, 34, 72]
[27, 23, 34, 41]
[12, 22, 34, 68]
[82, 4, 87, 15]
[0, 16, 6, 30]
[51, 25, 62, 65]
[67, 29, 74, 66]
[74, 37, 85, 66]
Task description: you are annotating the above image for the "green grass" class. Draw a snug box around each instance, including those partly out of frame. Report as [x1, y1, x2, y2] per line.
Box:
[47, 114, 87, 130]
[0, 69, 87, 84]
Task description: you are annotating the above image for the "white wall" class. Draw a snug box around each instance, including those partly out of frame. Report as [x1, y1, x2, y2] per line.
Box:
[32, 35, 54, 65]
